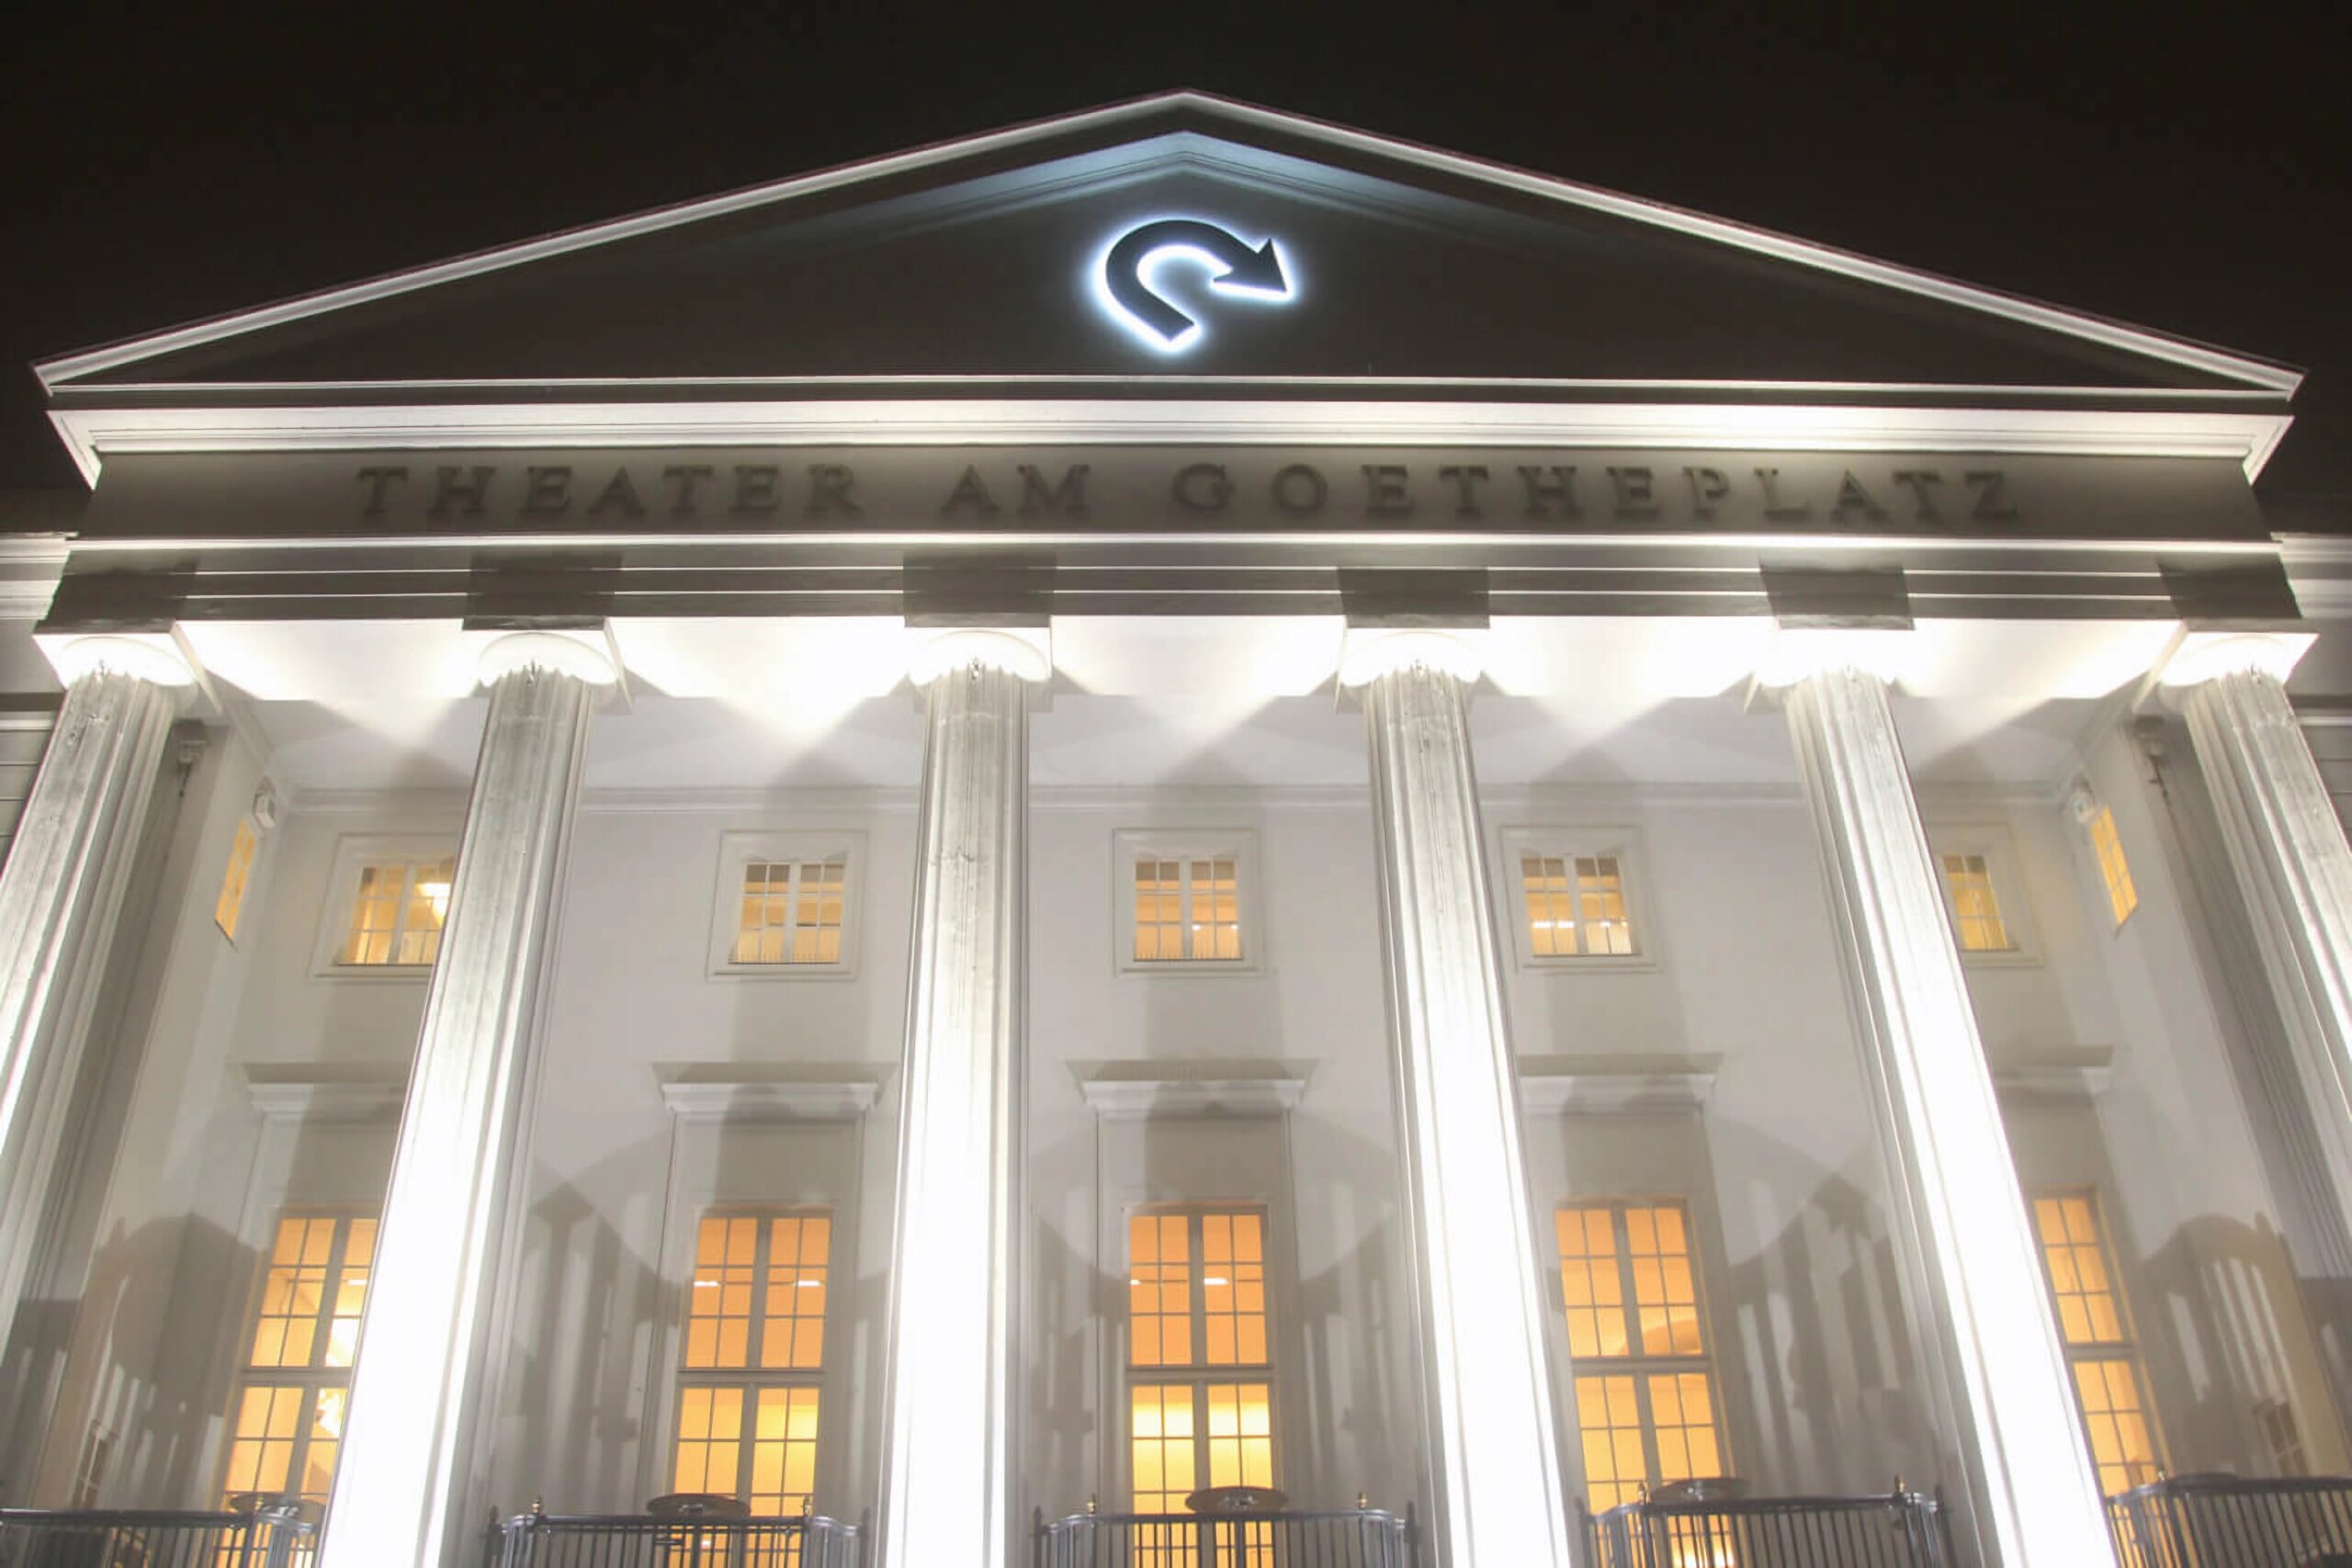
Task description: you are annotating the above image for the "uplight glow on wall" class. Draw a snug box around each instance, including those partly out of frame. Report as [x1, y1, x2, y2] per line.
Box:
[1091, 217, 1297, 353]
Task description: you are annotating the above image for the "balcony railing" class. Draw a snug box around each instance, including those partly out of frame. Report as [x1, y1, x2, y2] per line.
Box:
[0, 1504, 315, 1567]
[1034, 1505, 1418, 1568]
[1581, 1486, 1954, 1568]
[490, 1509, 863, 1568]
[2105, 1473, 2352, 1568]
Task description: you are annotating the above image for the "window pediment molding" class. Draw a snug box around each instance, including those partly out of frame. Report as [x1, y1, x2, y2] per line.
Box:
[1518, 1053, 1719, 1115]
[1078, 1059, 1310, 1120]
[1990, 1044, 2115, 1101]
[242, 1063, 409, 1123]
[656, 1063, 886, 1122]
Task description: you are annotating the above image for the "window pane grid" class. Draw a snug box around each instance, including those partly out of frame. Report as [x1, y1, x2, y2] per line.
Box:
[1556, 1201, 1725, 1509]
[1940, 852, 2015, 952]
[675, 1209, 831, 1513]
[732, 858, 847, 966]
[2089, 807, 2139, 927]
[335, 858, 452, 966]
[1133, 857, 1244, 963]
[1522, 852, 1638, 958]
[216, 818, 259, 942]
[1127, 1208, 1276, 1518]
[2032, 1191, 2167, 1499]
[225, 1213, 372, 1511]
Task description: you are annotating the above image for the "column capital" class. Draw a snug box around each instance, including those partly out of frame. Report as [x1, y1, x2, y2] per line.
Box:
[475, 628, 619, 688]
[1753, 625, 1912, 691]
[905, 626, 1052, 685]
[42, 632, 197, 689]
[2155, 627, 2314, 690]
[1336, 626, 1483, 688]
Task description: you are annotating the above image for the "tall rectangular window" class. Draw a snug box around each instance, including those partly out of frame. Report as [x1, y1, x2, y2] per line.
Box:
[334, 858, 453, 967]
[1521, 852, 1636, 958]
[222, 1213, 375, 1510]
[673, 1212, 831, 1516]
[731, 858, 848, 966]
[1939, 852, 2016, 953]
[2086, 807, 2139, 928]
[2030, 1192, 2165, 1496]
[1126, 1209, 1274, 1521]
[1555, 1201, 1725, 1510]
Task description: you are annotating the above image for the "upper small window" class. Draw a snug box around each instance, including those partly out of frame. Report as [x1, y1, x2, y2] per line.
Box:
[732, 857, 847, 965]
[1940, 852, 2014, 953]
[1925, 829, 2039, 963]
[707, 832, 863, 978]
[2085, 807, 2139, 929]
[215, 817, 261, 943]
[312, 838, 459, 976]
[1502, 829, 1649, 969]
[1114, 830, 1260, 975]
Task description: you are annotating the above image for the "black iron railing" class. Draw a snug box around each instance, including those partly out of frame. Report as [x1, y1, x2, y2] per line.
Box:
[0, 1504, 315, 1567]
[2105, 1473, 2352, 1568]
[491, 1511, 863, 1568]
[1581, 1489, 1953, 1568]
[1034, 1506, 1417, 1568]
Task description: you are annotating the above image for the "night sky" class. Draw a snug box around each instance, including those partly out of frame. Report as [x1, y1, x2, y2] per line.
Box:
[3, 4, 2344, 508]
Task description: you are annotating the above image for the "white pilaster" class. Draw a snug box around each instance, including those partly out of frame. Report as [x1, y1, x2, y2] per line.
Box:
[2166, 636, 2352, 1235]
[320, 632, 611, 1568]
[1776, 657, 2111, 1567]
[0, 642, 187, 1337]
[1344, 630, 1573, 1568]
[877, 629, 1042, 1568]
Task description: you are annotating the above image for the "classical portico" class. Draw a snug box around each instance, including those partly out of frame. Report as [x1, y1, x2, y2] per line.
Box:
[1, 91, 2347, 1568]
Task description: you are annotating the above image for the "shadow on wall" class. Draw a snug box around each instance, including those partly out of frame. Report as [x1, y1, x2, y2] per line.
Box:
[2139, 1211, 2352, 1476]
[1705, 1117, 1939, 1502]
[0, 1210, 262, 1509]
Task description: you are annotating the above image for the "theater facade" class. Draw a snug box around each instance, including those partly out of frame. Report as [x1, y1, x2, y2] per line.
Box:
[3, 92, 2350, 1568]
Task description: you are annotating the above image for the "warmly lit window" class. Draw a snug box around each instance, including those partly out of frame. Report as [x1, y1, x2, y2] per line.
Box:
[2031, 1193, 2165, 1496]
[1127, 1209, 1275, 1525]
[1939, 852, 2016, 953]
[1133, 858, 1243, 963]
[334, 858, 453, 966]
[1555, 1201, 1725, 1510]
[1521, 852, 1636, 958]
[673, 1212, 831, 1515]
[216, 818, 261, 942]
[223, 1213, 376, 1510]
[2086, 807, 2139, 928]
[731, 858, 847, 965]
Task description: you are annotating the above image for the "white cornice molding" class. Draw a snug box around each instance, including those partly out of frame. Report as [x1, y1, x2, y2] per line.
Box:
[1988, 1045, 2115, 1102]
[0, 536, 67, 620]
[656, 1064, 885, 1122]
[35, 89, 2295, 398]
[45, 401, 2294, 491]
[1077, 1059, 1311, 1119]
[243, 1064, 408, 1122]
[1517, 1053, 1720, 1115]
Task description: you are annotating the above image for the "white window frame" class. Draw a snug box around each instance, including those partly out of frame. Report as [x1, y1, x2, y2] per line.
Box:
[1114, 829, 1263, 976]
[309, 834, 459, 980]
[1119, 1201, 1283, 1509]
[1498, 827, 1657, 973]
[1924, 824, 2042, 966]
[706, 830, 865, 979]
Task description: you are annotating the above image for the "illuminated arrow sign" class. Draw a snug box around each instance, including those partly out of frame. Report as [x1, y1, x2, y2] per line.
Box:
[1095, 219, 1295, 353]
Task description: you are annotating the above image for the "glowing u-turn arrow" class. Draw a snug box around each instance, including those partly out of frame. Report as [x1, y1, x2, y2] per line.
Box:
[1097, 219, 1295, 352]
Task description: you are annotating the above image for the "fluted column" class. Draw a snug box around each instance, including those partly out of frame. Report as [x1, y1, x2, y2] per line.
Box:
[2167, 636, 2352, 1234]
[1776, 654, 2111, 1568]
[320, 632, 612, 1568]
[0, 638, 187, 1338]
[1344, 631, 1573, 1568]
[877, 630, 1045, 1568]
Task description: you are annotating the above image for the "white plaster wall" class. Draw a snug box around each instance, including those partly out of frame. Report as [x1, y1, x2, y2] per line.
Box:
[37, 705, 2346, 1535]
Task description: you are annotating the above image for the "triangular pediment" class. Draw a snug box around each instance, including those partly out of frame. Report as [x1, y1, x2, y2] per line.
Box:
[40, 92, 2294, 400]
